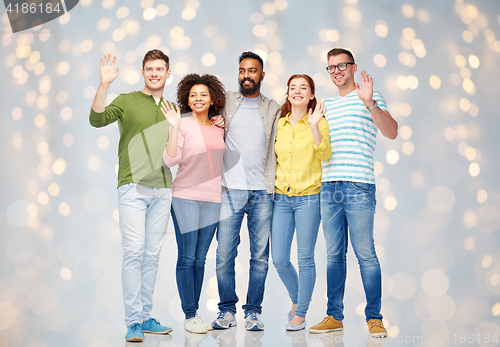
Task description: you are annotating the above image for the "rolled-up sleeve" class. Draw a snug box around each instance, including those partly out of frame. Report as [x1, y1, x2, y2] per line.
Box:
[89, 95, 124, 128]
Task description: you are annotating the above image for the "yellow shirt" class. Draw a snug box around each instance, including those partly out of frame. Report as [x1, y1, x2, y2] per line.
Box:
[275, 113, 332, 196]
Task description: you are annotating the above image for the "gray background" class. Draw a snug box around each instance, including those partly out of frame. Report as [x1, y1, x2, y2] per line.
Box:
[1, 0, 499, 346]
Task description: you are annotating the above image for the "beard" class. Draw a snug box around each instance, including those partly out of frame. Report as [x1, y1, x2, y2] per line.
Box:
[239, 77, 262, 96]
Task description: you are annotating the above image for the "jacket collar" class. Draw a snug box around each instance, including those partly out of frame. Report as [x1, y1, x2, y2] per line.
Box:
[234, 91, 264, 101]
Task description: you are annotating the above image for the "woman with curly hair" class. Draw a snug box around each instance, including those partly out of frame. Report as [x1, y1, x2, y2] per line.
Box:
[162, 73, 226, 334]
[271, 74, 332, 331]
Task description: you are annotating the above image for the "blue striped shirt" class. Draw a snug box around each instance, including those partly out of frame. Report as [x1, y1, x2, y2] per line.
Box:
[322, 90, 388, 184]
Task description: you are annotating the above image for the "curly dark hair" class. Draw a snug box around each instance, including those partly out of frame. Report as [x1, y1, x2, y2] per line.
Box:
[176, 73, 226, 117]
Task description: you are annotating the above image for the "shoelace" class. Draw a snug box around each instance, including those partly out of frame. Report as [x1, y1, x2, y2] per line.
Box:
[148, 318, 160, 325]
[369, 319, 383, 327]
[131, 323, 142, 331]
[247, 312, 258, 320]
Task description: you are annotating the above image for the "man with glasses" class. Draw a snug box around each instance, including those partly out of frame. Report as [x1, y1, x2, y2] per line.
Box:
[309, 48, 397, 337]
[90, 50, 174, 342]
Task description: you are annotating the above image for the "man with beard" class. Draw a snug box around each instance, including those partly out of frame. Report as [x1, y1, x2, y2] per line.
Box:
[211, 51, 281, 331]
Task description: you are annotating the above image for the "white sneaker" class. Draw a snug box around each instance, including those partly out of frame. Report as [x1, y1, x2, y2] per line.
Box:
[196, 314, 213, 331]
[185, 316, 209, 334]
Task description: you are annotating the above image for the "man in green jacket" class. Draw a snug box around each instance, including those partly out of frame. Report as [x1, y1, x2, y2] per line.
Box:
[89, 50, 173, 342]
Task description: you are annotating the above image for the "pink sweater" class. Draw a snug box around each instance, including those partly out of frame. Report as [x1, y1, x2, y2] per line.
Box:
[163, 117, 225, 203]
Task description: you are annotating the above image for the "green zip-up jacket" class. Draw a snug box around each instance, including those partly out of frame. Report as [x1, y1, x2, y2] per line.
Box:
[89, 91, 172, 188]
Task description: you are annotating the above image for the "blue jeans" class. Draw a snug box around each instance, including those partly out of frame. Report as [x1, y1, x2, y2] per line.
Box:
[271, 194, 321, 318]
[216, 189, 273, 314]
[171, 197, 220, 319]
[320, 181, 382, 322]
[117, 183, 172, 326]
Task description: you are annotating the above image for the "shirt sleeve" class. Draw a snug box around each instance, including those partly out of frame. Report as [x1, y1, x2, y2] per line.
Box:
[373, 90, 388, 112]
[163, 122, 185, 167]
[314, 117, 332, 161]
[89, 94, 124, 128]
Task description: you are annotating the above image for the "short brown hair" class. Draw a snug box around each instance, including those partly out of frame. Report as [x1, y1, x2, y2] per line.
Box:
[142, 49, 169, 69]
[327, 48, 355, 63]
[176, 73, 226, 117]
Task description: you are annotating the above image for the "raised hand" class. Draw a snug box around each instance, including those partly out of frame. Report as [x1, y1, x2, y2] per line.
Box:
[355, 70, 374, 104]
[308, 100, 326, 127]
[161, 99, 181, 127]
[100, 54, 120, 85]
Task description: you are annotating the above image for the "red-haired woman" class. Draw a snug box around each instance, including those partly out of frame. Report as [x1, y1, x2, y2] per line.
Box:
[271, 74, 332, 331]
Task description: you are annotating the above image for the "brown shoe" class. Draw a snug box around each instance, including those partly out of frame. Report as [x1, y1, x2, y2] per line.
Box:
[308, 316, 343, 333]
[367, 319, 387, 337]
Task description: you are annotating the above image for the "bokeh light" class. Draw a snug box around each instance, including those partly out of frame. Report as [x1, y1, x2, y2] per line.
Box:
[1, 2, 498, 346]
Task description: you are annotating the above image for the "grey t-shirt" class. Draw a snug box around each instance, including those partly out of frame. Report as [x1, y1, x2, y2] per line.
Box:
[222, 97, 267, 190]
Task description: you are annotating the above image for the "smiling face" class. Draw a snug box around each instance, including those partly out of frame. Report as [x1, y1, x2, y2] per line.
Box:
[188, 84, 212, 115]
[141, 59, 171, 95]
[287, 77, 314, 107]
[328, 53, 357, 92]
[238, 58, 264, 97]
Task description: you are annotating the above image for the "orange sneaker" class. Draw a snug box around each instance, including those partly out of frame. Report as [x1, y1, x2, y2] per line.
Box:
[308, 316, 343, 333]
[367, 319, 387, 337]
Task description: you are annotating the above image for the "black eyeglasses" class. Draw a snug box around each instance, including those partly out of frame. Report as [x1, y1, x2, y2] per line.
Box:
[325, 62, 354, 73]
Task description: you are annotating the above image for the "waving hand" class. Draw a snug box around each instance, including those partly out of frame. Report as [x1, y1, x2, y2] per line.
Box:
[161, 100, 181, 128]
[100, 54, 120, 85]
[307, 99, 326, 127]
[355, 70, 374, 104]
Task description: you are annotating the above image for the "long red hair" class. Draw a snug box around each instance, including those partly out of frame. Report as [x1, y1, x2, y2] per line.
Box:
[280, 74, 317, 118]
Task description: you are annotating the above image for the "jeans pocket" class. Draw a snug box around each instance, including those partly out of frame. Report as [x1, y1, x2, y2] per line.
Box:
[349, 181, 373, 193]
[117, 183, 135, 198]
